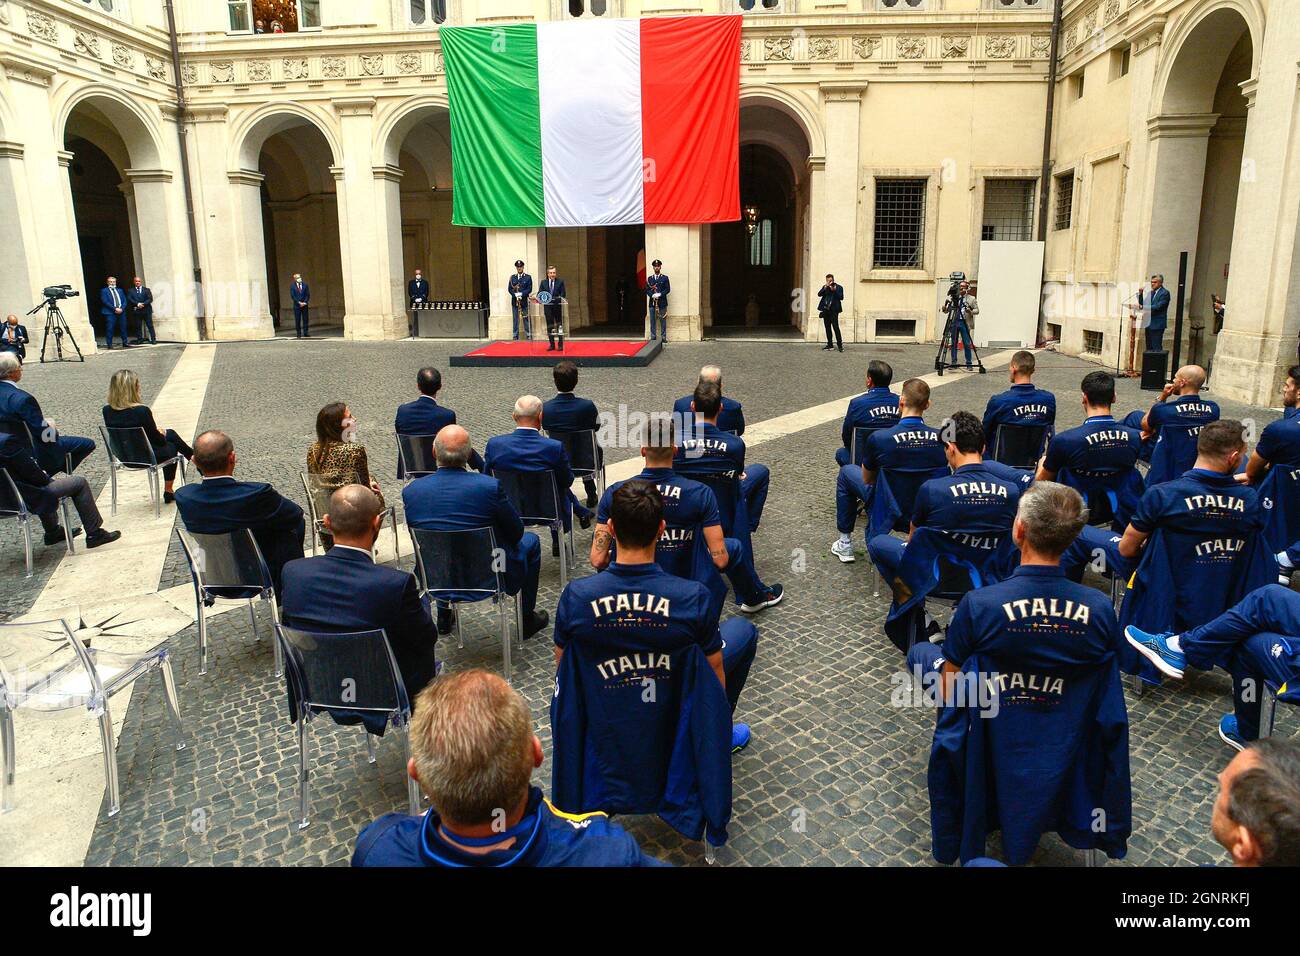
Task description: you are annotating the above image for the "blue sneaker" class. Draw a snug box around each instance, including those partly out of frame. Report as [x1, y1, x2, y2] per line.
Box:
[1218, 714, 1246, 752]
[730, 723, 751, 753]
[1124, 626, 1186, 679]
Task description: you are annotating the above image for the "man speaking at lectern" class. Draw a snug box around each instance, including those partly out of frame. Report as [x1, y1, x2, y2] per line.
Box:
[533, 265, 566, 352]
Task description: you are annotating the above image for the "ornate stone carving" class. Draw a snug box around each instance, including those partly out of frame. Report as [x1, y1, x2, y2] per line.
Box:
[0, 1, 10, 27]
[26, 10, 56, 42]
[398, 52, 421, 74]
[360, 54, 385, 76]
[763, 37, 792, 61]
[247, 59, 271, 81]
[1104, 0, 1121, 21]
[897, 36, 926, 60]
[74, 31, 101, 59]
[283, 57, 308, 79]
[211, 61, 235, 84]
[941, 36, 969, 59]
[322, 56, 346, 78]
[808, 37, 838, 62]
[1062, 26, 1078, 53]
[1081, 10, 1096, 36]
[146, 55, 166, 81]
[740, 39, 753, 62]
[182, 63, 198, 85]
[112, 44, 134, 70]
[1030, 34, 1051, 58]
[986, 35, 1016, 59]
[852, 36, 881, 60]
[431, 52, 444, 74]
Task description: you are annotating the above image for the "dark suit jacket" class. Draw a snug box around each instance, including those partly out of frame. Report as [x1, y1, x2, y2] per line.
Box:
[290, 281, 310, 308]
[1142, 286, 1171, 330]
[672, 394, 746, 436]
[0, 433, 57, 515]
[0, 324, 28, 360]
[393, 396, 483, 477]
[99, 286, 127, 319]
[174, 475, 305, 593]
[645, 273, 671, 311]
[403, 466, 525, 547]
[407, 278, 429, 303]
[539, 277, 566, 320]
[542, 392, 599, 434]
[817, 284, 844, 316]
[280, 546, 437, 731]
[126, 286, 153, 318]
[0, 381, 60, 474]
[484, 427, 575, 492]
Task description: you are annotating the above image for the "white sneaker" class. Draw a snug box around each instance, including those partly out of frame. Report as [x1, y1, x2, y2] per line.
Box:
[831, 538, 855, 563]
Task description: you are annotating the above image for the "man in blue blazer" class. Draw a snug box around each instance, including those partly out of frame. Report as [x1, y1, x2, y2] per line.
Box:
[0, 352, 95, 475]
[542, 360, 602, 509]
[645, 259, 671, 342]
[0, 432, 119, 548]
[533, 265, 565, 352]
[673, 365, 745, 436]
[126, 276, 155, 345]
[507, 260, 532, 340]
[174, 430, 305, 597]
[406, 269, 429, 338]
[484, 395, 593, 555]
[394, 366, 483, 478]
[403, 425, 549, 639]
[1, 314, 29, 361]
[281, 484, 438, 732]
[100, 276, 130, 349]
[1132, 274, 1171, 352]
[289, 273, 310, 338]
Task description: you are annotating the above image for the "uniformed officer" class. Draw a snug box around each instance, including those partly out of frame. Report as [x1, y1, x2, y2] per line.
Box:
[832, 377, 947, 563]
[508, 259, 532, 341]
[555, 480, 759, 751]
[836, 359, 901, 468]
[867, 411, 1021, 585]
[674, 379, 771, 536]
[1128, 584, 1300, 751]
[981, 350, 1056, 445]
[592, 414, 783, 614]
[645, 259, 670, 342]
[906, 481, 1121, 692]
[353, 670, 664, 867]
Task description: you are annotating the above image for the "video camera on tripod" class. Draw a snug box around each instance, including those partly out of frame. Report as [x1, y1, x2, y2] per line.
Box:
[26, 283, 85, 363]
[934, 270, 985, 376]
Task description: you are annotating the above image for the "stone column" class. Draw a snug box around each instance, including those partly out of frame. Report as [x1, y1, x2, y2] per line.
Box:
[643, 223, 703, 341]
[1140, 114, 1218, 311]
[125, 168, 201, 342]
[812, 82, 866, 341]
[485, 228, 546, 339]
[375, 163, 409, 336]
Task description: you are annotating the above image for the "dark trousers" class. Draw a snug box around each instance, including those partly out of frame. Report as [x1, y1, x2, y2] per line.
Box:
[741, 464, 770, 532]
[40, 435, 96, 476]
[512, 299, 530, 340]
[254, 519, 307, 599]
[1145, 327, 1164, 352]
[821, 311, 842, 348]
[134, 312, 156, 344]
[1183, 584, 1300, 739]
[157, 429, 194, 482]
[649, 300, 667, 340]
[867, 533, 906, 585]
[104, 311, 127, 348]
[503, 532, 542, 617]
[294, 305, 309, 337]
[545, 308, 563, 343]
[722, 536, 771, 606]
[719, 617, 758, 713]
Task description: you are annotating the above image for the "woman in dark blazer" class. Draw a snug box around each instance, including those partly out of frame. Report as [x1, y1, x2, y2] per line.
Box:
[102, 369, 194, 502]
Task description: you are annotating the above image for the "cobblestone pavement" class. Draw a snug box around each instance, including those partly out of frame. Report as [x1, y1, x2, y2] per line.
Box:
[4, 338, 1292, 866]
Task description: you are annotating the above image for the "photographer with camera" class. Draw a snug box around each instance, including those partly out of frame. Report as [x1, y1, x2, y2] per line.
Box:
[1, 315, 29, 362]
[940, 277, 979, 370]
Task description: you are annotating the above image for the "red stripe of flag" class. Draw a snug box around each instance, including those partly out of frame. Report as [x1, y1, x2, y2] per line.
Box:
[639, 15, 741, 224]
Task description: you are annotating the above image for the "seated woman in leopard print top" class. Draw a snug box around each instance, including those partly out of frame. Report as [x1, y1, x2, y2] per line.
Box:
[307, 402, 384, 508]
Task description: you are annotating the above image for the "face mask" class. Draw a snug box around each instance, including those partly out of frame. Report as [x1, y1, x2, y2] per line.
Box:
[342, 417, 357, 441]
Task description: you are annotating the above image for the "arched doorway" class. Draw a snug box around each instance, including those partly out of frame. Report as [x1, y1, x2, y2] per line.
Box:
[1146, 6, 1256, 372]
[707, 102, 810, 334]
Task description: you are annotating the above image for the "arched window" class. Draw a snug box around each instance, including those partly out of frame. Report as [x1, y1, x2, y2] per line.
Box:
[410, 0, 449, 25]
[559, 0, 613, 18]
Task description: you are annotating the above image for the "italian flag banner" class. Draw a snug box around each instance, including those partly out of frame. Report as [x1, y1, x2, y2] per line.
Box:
[440, 15, 741, 228]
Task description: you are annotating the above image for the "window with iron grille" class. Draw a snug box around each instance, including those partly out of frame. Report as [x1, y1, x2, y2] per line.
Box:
[1083, 329, 1104, 353]
[873, 178, 927, 269]
[1053, 172, 1074, 231]
[981, 179, 1035, 241]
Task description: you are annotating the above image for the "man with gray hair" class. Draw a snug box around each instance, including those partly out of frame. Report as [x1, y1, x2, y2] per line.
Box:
[353, 670, 663, 866]
[404, 425, 548, 638]
[906, 481, 1122, 686]
[484, 394, 593, 557]
[1211, 738, 1300, 866]
[281, 484, 438, 733]
[0, 351, 96, 476]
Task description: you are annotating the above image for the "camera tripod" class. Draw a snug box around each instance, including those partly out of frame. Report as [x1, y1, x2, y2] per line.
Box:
[28, 298, 85, 363]
[934, 314, 986, 376]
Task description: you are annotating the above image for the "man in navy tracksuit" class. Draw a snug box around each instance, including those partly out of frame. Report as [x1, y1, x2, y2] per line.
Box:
[832, 377, 947, 562]
[542, 360, 602, 509]
[1141, 364, 1219, 486]
[555, 480, 759, 751]
[1246, 369, 1300, 482]
[836, 359, 901, 468]
[592, 414, 782, 614]
[981, 350, 1056, 449]
[868, 411, 1021, 586]
[674, 379, 770, 535]
[353, 669, 663, 867]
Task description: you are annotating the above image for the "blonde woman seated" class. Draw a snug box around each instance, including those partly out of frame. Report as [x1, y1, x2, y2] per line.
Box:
[102, 369, 195, 503]
[308, 402, 384, 506]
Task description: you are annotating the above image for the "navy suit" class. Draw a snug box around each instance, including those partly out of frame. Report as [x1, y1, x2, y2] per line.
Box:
[402, 468, 541, 617]
[100, 286, 128, 347]
[645, 272, 670, 340]
[0, 432, 57, 515]
[290, 280, 310, 336]
[539, 277, 565, 340]
[672, 395, 745, 437]
[484, 427, 593, 531]
[393, 396, 483, 478]
[0, 323, 29, 361]
[508, 272, 533, 339]
[1141, 285, 1171, 351]
[0, 380, 95, 476]
[280, 546, 438, 734]
[174, 475, 306, 597]
[544, 392, 602, 504]
[126, 285, 155, 344]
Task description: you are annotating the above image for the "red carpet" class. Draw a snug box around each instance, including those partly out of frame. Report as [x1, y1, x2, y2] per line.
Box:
[464, 340, 648, 358]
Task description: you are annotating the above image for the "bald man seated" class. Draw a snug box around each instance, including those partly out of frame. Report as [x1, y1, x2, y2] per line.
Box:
[1141, 364, 1219, 486]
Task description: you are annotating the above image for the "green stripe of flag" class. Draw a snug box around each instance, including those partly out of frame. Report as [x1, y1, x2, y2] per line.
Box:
[441, 25, 545, 227]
